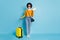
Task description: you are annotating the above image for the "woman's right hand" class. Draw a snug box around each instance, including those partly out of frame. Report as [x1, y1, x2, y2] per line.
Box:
[20, 17, 23, 20]
[20, 15, 25, 20]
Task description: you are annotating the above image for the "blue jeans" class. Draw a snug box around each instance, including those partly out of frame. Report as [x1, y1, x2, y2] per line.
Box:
[26, 17, 31, 35]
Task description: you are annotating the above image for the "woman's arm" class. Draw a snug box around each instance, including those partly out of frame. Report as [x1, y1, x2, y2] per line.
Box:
[21, 15, 25, 19]
[20, 10, 26, 19]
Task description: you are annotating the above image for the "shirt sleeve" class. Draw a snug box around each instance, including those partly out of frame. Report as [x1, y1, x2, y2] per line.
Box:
[32, 10, 34, 17]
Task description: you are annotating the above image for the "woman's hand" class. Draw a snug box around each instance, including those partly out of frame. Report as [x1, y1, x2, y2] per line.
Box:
[20, 17, 23, 20]
[20, 15, 25, 20]
[32, 8, 36, 11]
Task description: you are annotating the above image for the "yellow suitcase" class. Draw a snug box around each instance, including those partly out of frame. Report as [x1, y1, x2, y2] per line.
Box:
[16, 27, 23, 38]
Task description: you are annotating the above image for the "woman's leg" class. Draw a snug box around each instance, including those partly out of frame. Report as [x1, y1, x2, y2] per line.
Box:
[26, 17, 29, 35]
[26, 17, 31, 37]
[28, 17, 31, 35]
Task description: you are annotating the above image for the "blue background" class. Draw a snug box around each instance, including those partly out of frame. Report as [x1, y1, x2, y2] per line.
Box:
[0, 0, 60, 40]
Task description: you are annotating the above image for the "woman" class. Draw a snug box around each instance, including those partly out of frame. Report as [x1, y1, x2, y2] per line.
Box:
[21, 3, 34, 38]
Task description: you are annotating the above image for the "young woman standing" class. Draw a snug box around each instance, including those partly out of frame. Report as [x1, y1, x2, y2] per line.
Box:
[21, 3, 34, 38]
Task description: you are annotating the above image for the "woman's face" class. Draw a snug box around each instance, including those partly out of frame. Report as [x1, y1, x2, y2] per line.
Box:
[28, 4, 31, 9]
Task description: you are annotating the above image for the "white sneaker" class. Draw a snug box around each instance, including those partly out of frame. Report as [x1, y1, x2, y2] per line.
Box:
[27, 35, 30, 38]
